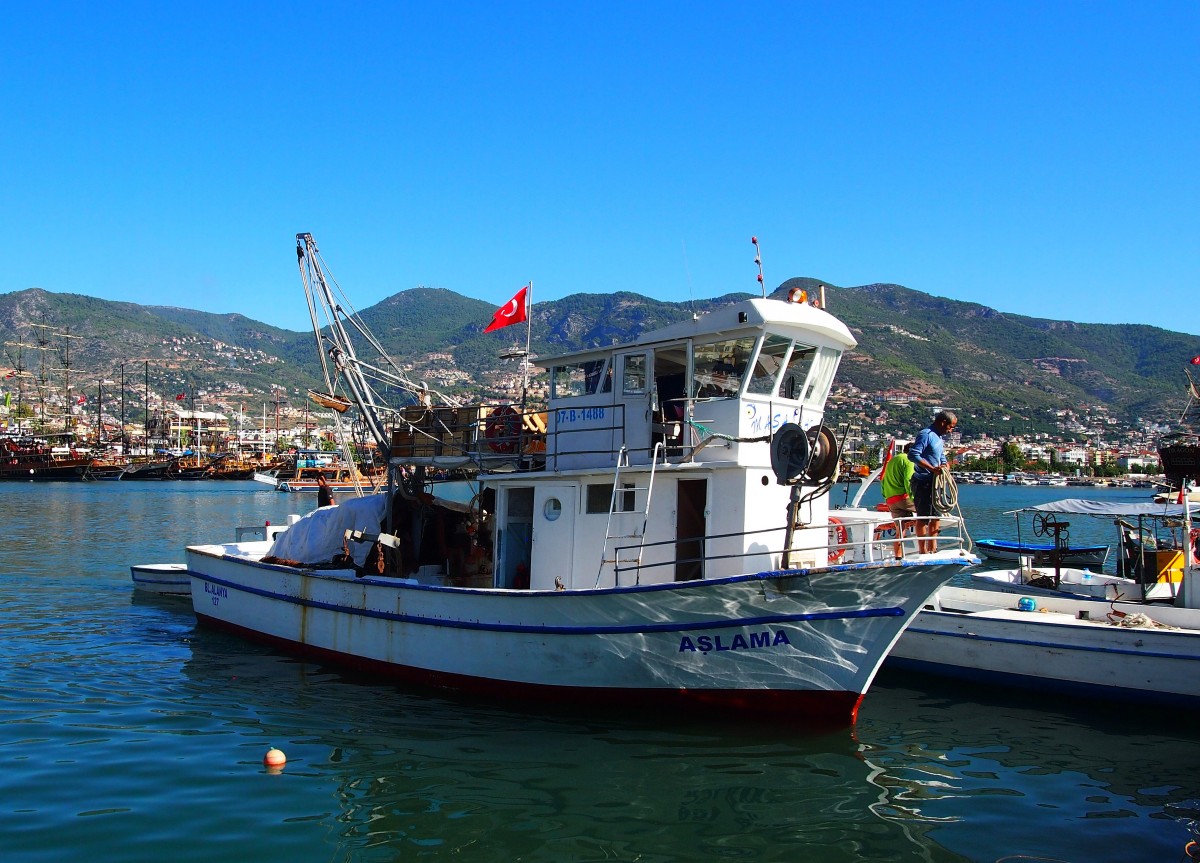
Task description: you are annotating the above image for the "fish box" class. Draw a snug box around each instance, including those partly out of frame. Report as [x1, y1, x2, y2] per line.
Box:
[403, 406, 431, 429]
[1154, 549, 1184, 584]
[390, 429, 414, 457]
[457, 406, 483, 450]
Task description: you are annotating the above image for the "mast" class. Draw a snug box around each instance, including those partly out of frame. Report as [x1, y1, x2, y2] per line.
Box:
[3, 337, 32, 435]
[120, 363, 126, 455]
[60, 325, 71, 434]
[296, 233, 389, 455]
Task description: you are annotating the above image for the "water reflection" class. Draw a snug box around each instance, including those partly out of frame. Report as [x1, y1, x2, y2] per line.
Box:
[858, 670, 1200, 862]
[1, 483, 1195, 863]
[178, 630, 960, 862]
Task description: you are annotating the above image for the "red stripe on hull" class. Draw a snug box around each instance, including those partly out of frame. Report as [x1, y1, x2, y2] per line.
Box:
[195, 612, 866, 729]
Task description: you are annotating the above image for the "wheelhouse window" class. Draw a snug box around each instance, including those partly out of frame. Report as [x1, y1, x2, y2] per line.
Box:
[746, 334, 792, 395]
[552, 358, 611, 399]
[802, 347, 841, 405]
[692, 337, 756, 399]
[622, 354, 647, 395]
[778, 344, 817, 401]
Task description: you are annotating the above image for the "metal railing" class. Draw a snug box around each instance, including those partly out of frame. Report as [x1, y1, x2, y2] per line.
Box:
[611, 515, 972, 585]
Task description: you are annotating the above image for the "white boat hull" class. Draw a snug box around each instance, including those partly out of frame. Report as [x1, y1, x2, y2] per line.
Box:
[186, 542, 968, 726]
[890, 585, 1200, 707]
[130, 562, 191, 596]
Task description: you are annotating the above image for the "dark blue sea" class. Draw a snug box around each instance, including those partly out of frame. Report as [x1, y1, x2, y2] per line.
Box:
[0, 481, 1196, 862]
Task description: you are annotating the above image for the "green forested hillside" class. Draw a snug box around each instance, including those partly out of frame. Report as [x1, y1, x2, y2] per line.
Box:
[0, 280, 1191, 435]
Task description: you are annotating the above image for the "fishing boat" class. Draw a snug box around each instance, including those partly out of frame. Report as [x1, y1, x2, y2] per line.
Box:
[890, 498, 1200, 707]
[133, 523, 290, 596]
[181, 234, 975, 728]
[974, 538, 1109, 568]
[975, 503, 1111, 567]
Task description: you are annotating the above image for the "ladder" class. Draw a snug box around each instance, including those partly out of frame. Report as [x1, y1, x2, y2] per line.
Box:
[595, 443, 664, 587]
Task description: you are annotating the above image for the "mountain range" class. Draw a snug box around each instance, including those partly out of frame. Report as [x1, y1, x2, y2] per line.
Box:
[0, 280, 1191, 439]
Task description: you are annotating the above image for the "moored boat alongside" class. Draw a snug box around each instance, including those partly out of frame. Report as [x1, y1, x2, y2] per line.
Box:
[890, 498, 1200, 707]
[974, 538, 1109, 568]
[130, 563, 191, 596]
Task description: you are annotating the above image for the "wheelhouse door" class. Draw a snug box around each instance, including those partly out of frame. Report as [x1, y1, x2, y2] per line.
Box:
[675, 478, 707, 581]
[530, 484, 577, 589]
[615, 351, 651, 463]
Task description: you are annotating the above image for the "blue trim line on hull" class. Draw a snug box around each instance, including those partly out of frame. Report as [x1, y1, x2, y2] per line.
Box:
[905, 622, 1196, 662]
[196, 572, 906, 635]
[206, 552, 973, 598]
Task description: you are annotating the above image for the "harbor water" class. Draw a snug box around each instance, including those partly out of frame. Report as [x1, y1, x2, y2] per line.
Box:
[0, 481, 1196, 862]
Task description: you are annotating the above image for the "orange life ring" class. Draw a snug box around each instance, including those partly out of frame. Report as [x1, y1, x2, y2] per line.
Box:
[484, 406, 520, 453]
[828, 517, 848, 562]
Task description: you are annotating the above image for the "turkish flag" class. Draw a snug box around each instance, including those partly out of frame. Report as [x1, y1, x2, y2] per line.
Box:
[175, 393, 186, 400]
[483, 286, 529, 333]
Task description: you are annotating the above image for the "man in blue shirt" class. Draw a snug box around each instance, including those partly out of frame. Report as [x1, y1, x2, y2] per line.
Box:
[909, 410, 957, 554]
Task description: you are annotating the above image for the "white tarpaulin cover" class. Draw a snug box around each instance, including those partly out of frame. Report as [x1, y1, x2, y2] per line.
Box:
[266, 493, 388, 566]
[1021, 498, 1195, 519]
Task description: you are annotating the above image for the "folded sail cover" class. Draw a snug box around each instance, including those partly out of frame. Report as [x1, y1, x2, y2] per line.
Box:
[1021, 499, 1195, 518]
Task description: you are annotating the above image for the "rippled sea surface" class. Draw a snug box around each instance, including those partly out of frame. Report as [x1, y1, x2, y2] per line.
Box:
[0, 481, 1196, 862]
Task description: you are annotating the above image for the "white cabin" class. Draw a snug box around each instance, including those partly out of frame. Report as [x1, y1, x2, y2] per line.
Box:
[474, 296, 857, 591]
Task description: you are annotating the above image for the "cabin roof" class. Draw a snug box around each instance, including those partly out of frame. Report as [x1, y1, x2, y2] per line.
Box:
[538, 297, 857, 366]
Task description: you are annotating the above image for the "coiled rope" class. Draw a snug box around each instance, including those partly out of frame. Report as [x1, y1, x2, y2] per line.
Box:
[934, 469, 973, 552]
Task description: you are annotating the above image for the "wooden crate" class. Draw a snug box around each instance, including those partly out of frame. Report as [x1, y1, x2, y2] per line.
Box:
[458, 405, 483, 450]
[403, 406, 431, 428]
[391, 429, 414, 457]
[412, 431, 440, 458]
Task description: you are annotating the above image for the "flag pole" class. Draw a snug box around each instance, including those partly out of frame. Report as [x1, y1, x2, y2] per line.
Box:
[520, 281, 532, 408]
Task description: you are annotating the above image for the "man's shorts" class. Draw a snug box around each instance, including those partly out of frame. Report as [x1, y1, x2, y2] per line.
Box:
[911, 477, 934, 518]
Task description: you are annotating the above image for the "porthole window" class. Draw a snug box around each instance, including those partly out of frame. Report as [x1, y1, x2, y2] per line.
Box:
[543, 498, 563, 521]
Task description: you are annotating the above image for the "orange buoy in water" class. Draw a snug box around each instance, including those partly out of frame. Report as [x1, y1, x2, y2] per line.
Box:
[263, 747, 286, 768]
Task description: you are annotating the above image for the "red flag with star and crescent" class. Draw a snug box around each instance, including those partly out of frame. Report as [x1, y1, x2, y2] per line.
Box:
[483, 285, 529, 333]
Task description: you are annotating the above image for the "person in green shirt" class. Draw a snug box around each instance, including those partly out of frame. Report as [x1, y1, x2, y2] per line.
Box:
[880, 442, 915, 559]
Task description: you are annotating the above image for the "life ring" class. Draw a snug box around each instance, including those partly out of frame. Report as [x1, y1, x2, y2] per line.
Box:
[828, 517, 848, 562]
[485, 406, 520, 453]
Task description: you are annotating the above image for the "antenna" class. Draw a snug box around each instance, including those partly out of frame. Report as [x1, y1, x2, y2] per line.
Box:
[751, 236, 765, 298]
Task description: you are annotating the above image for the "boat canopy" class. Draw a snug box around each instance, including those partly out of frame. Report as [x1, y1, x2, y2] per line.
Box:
[1015, 499, 1198, 519]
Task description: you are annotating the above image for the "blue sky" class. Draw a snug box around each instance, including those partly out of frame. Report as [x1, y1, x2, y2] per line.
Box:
[3, 2, 1197, 336]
